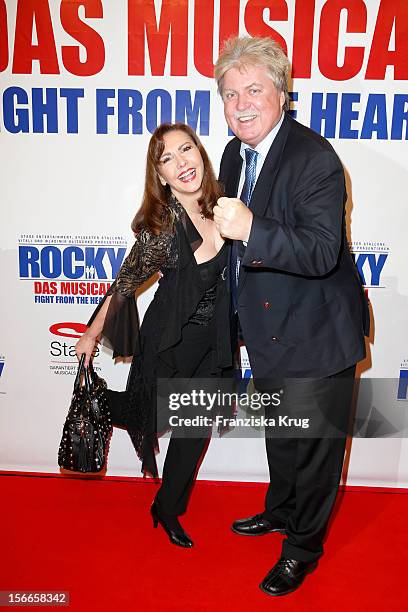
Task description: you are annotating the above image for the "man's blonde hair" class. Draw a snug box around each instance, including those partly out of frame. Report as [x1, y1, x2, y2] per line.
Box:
[214, 36, 291, 111]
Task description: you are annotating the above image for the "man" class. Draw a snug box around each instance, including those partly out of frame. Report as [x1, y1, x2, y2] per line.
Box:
[213, 37, 369, 596]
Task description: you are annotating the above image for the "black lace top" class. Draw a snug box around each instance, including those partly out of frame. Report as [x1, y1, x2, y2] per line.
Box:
[189, 242, 228, 325]
[88, 195, 231, 357]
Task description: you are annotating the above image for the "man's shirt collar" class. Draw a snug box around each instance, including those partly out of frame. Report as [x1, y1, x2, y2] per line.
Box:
[239, 111, 285, 161]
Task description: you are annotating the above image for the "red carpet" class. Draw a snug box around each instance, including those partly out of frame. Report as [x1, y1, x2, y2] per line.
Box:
[1, 473, 407, 611]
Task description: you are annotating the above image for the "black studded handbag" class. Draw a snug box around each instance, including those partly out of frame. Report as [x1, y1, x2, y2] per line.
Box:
[58, 355, 112, 472]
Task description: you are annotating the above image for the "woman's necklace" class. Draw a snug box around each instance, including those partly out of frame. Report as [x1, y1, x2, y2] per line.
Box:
[184, 207, 206, 221]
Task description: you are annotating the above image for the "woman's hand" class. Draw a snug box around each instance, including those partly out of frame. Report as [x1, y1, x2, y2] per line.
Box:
[75, 331, 98, 367]
[75, 295, 111, 366]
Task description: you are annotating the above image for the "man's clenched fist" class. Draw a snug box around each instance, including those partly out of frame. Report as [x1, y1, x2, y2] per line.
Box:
[213, 197, 253, 242]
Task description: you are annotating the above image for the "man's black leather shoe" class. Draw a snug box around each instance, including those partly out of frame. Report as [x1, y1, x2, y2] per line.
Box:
[231, 513, 286, 536]
[259, 557, 317, 596]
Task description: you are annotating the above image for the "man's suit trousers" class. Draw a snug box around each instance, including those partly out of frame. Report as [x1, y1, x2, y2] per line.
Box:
[263, 366, 356, 562]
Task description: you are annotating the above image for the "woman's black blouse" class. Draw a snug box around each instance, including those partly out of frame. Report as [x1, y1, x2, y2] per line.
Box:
[87, 195, 233, 476]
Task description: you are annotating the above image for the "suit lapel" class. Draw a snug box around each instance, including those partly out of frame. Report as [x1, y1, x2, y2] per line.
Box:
[248, 113, 291, 218]
[237, 113, 292, 296]
[223, 139, 242, 198]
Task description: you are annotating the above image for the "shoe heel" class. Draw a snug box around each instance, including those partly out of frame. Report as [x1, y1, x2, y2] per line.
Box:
[150, 503, 193, 548]
[151, 503, 158, 528]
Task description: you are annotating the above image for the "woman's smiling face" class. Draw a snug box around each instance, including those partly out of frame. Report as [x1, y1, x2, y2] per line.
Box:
[157, 129, 204, 201]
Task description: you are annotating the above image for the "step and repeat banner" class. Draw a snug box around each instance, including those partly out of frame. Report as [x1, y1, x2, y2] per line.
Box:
[1, 0, 407, 486]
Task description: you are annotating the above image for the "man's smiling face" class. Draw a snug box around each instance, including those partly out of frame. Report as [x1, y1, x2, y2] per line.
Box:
[221, 63, 285, 147]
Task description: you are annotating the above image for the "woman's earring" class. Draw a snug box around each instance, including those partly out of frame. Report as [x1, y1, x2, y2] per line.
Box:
[159, 175, 167, 187]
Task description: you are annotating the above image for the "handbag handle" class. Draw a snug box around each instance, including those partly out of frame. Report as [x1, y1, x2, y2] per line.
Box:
[88, 359, 97, 385]
[74, 354, 92, 394]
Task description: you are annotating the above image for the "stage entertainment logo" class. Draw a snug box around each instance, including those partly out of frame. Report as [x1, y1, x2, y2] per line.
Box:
[18, 234, 127, 305]
[349, 240, 389, 296]
[48, 322, 101, 376]
[397, 358, 408, 401]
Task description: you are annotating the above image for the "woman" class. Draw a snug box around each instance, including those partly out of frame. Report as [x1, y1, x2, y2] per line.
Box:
[75, 123, 234, 548]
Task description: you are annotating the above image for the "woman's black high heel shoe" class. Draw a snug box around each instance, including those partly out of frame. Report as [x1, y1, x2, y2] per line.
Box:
[150, 502, 193, 548]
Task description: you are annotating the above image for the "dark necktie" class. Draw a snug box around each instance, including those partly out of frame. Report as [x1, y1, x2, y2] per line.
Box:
[240, 148, 259, 206]
[230, 148, 259, 312]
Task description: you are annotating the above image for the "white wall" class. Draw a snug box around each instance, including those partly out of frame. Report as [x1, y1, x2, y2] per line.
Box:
[1, 1, 407, 486]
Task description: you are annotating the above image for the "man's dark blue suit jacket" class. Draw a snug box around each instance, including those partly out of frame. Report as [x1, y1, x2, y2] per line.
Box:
[219, 113, 370, 383]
